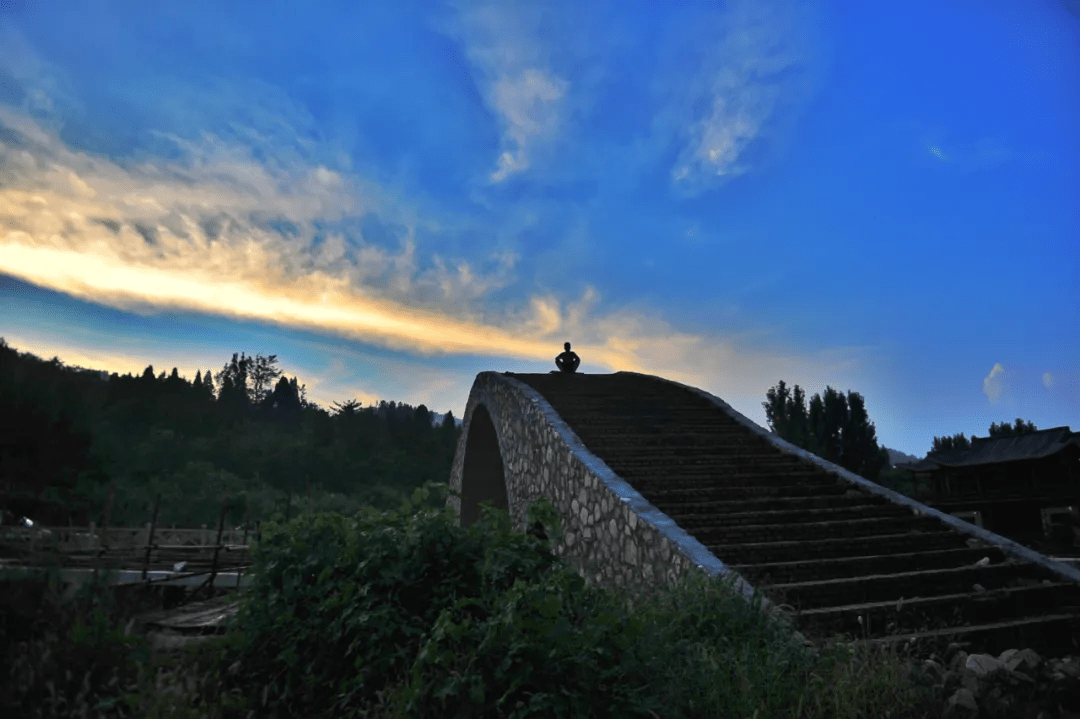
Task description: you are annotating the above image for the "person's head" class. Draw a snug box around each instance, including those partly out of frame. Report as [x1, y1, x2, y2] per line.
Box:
[564, 342, 571, 351]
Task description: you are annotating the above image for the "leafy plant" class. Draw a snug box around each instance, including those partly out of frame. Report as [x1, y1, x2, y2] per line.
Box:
[1, 567, 151, 717]
[225, 483, 569, 716]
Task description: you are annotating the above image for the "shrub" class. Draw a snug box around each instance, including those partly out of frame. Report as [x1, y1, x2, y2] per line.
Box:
[396, 565, 669, 718]
[0, 567, 150, 717]
[226, 482, 572, 716]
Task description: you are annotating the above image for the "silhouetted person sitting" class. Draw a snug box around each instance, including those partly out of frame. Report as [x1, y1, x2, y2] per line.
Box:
[554, 342, 580, 374]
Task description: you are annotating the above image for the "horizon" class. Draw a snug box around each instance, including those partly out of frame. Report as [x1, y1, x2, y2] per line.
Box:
[1, 1, 1077, 459]
[9, 337, 1074, 460]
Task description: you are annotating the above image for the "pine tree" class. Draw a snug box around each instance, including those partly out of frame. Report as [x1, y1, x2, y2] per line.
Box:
[201, 369, 216, 401]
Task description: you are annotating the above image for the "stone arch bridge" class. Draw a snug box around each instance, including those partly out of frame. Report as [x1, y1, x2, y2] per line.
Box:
[448, 371, 1080, 657]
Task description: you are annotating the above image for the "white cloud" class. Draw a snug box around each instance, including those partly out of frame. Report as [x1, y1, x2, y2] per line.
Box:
[488, 68, 568, 182]
[660, 0, 822, 196]
[445, 2, 582, 184]
[983, 363, 1006, 403]
[0, 81, 867, 428]
[1043, 371, 1054, 389]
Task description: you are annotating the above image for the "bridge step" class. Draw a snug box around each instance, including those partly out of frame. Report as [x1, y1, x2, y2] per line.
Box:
[850, 613, 1080, 658]
[620, 465, 837, 480]
[642, 484, 853, 502]
[508, 372, 1080, 662]
[751, 561, 1045, 611]
[673, 502, 912, 529]
[792, 583, 1080, 646]
[688, 515, 946, 544]
[708, 531, 971, 565]
[615, 469, 841, 488]
[728, 546, 1009, 584]
[654, 492, 894, 516]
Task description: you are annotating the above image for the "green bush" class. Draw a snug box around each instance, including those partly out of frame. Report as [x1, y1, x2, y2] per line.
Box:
[227, 482, 574, 717]
[1, 478, 948, 718]
[396, 566, 668, 718]
[0, 568, 151, 717]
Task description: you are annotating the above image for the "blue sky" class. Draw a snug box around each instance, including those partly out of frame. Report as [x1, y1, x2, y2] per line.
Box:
[1, 0, 1077, 458]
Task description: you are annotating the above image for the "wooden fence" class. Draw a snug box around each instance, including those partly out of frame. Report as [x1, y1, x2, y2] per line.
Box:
[37, 524, 251, 550]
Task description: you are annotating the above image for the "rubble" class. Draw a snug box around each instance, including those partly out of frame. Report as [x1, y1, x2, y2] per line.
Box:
[921, 643, 1080, 718]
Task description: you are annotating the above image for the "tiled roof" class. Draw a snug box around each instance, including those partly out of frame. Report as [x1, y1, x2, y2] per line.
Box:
[907, 427, 1080, 470]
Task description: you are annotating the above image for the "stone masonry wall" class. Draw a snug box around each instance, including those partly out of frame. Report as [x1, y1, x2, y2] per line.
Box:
[447, 371, 786, 621]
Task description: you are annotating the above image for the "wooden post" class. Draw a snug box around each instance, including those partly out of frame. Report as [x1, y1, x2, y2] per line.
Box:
[207, 497, 228, 594]
[100, 483, 115, 551]
[142, 493, 161, 581]
[242, 507, 251, 546]
[93, 485, 115, 584]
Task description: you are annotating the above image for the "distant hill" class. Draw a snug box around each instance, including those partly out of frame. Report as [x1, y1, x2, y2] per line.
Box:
[885, 447, 921, 467]
[430, 411, 463, 428]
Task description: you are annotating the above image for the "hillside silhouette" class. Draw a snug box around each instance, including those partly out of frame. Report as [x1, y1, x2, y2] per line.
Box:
[0, 338, 460, 528]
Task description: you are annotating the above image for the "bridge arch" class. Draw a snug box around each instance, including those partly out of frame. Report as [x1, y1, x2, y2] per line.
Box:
[447, 371, 768, 617]
[458, 403, 509, 528]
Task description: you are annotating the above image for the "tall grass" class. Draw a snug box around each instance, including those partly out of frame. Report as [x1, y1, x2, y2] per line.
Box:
[1, 482, 947, 718]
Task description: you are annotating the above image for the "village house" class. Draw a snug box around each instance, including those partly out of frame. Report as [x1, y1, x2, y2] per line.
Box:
[898, 427, 1080, 544]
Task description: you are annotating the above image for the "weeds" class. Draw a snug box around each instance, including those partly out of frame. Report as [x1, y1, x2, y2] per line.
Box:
[2, 481, 947, 718]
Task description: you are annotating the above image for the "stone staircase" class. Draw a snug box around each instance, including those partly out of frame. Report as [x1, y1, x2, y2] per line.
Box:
[510, 372, 1080, 658]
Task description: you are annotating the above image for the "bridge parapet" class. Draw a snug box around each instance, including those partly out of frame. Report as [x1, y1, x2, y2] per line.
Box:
[448, 371, 769, 616]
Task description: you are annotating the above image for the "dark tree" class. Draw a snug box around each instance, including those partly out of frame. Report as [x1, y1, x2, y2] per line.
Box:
[763, 381, 888, 480]
[413, 404, 431, 431]
[763, 380, 792, 437]
[332, 399, 362, 417]
[988, 418, 1038, 438]
[291, 377, 309, 409]
[200, 369, 216, 401]
[267, 375, 302, 426]
[931, 433, 971, 453]
[215, 353, 253, 409]
[164, 367, 185, 395]
[249, 354, 283, 405]
[0, 339, 464, 526]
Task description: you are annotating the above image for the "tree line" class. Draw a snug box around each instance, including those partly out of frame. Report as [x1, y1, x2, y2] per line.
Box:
[762, 377, 1042, 476]
[930, 418, 1038, 453]
[0, 338, 460, 527]
[762, 381, 890, 480]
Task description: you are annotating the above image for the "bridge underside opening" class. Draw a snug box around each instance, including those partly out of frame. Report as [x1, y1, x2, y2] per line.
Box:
[460, 404, 508, 528]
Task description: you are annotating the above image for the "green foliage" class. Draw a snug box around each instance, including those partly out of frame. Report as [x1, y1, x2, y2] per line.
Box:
[0, 338, 460, 527]
[0, 568, 152, 716]
[226, 486, 574, 717]
[763, 381, 889, 480]
[3, 489, 949, 719]
[398, 567, 666, 718]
